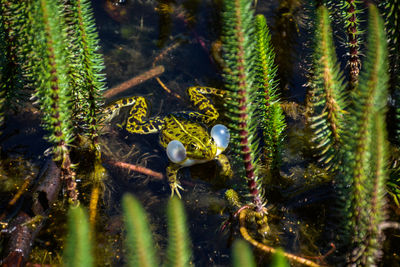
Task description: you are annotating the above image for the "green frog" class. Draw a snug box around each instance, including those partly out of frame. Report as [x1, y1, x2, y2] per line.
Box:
[105, 86, 232, 198]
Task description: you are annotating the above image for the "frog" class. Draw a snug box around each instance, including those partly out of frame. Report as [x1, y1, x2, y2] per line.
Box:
[104, 86, 232, 198]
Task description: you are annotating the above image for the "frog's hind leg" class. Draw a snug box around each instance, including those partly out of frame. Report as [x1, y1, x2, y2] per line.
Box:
[126, 96, 164, 134]
[187, 86, 225, 124]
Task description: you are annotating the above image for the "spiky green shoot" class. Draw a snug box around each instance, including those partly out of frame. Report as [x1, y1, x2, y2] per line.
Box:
[253, 14, 286, 171]
[307, 5, 347, 170]
[122, 194, 158, 267]
[63, 206, 93, 267]
[336, 4, 389, 265]
[165, 197, 191, 267]
[31, 0, 78, 202]
[341, 0, 362, 89]
[221, 0, 265, 212]
[232, 240, 256, 267]
[63, 0, 106, 152]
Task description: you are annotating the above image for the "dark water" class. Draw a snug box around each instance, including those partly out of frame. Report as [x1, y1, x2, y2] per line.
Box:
[92, 0, 331, 265]
[1, 0, 399, 266]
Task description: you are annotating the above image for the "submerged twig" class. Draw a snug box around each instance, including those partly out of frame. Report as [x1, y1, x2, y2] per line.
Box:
[103, 65, 165, 99]
[106, 160, 163, 179]
[152, 41, 183, 100]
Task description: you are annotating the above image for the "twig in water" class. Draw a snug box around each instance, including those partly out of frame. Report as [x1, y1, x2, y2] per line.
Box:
[106, 160, 163, 180]
[103, 65, 165, 99]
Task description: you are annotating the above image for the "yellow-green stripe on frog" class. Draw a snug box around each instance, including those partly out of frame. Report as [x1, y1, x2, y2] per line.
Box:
[105, 86, 232, 198]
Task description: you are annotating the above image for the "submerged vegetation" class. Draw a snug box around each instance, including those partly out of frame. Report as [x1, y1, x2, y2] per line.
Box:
[1, 0, 399, 266]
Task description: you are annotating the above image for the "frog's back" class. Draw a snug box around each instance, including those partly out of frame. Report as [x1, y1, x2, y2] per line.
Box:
[159, 114, 209, 148]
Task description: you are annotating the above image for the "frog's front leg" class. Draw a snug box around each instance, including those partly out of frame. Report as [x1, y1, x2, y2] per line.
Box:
[167, 163, 184, 198]
[216, 154, 233, 178]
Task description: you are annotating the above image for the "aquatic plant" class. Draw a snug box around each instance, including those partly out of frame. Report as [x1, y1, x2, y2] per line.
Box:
[221, 0, 286, 215]
[67, 194, 294, 266]
[380, 0, 400, 131]
[0, 0, 106, 204]
[123, 195, 191, 267]
[379, 0, 400, 209]
[165, 196, 191, 267]
[232, 239, 256, 267]
[63, 206, 93, 267]
[340, 0, 362, 89]
[306, 5, 347, 170]
[221, 0, 265, 213]
[62, 0, 106, 152]
[122, 194, 158, 267]
[332, 4, 389, 265]
[65, 194, 192, 266]
[253, 14, 286, 172]
[0, 1, 26, 105]
[29, 0, 77, 203]
[61, 0, 108, 225]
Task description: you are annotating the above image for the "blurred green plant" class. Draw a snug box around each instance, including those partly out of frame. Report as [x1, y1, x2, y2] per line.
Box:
[65, 194, 293, 266]
[63, 206, 93, 267]
[123, 194, 192, 267]
[122, 194, 159, 267]
[232, 239, 256, 267]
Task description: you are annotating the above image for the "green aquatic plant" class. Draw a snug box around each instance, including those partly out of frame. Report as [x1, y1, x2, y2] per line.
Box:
[63, 206, 93, 267]
[65, 194, 293, 266]
[64, 195, 192, 266]
[380, 0, 400, 126]
[270, 249, 290, 267]
[232, 239, 256, 267]
[221, 0, 265, 213]
[340, 0, 362, 89]
[306, 3, 390, 265]
[334, 4, 389, 265]
[379, 0, 400, 210]
[62, 0, 106, 152]
[165, 196, 191, 267]
[253, 14, 286, 172]
[122, 194, 158, 267]
[0, 0, 107, 204]
[123, 195, 191, 267]
[0, 1, 26, 105]
[30, 0, 77, 202]
[306, 5, 347, 170]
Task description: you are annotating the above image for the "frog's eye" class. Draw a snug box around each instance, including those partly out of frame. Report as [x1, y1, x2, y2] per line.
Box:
[167, 140, 186, 163]
[211, 124, 230, 150]
[189, 143, 197, 150]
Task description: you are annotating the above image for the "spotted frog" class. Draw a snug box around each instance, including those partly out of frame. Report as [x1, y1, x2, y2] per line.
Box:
[105, 87, 232, 198]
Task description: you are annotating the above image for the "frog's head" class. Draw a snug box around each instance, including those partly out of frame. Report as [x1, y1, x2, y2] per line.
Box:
[165, 121, 230, 164]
